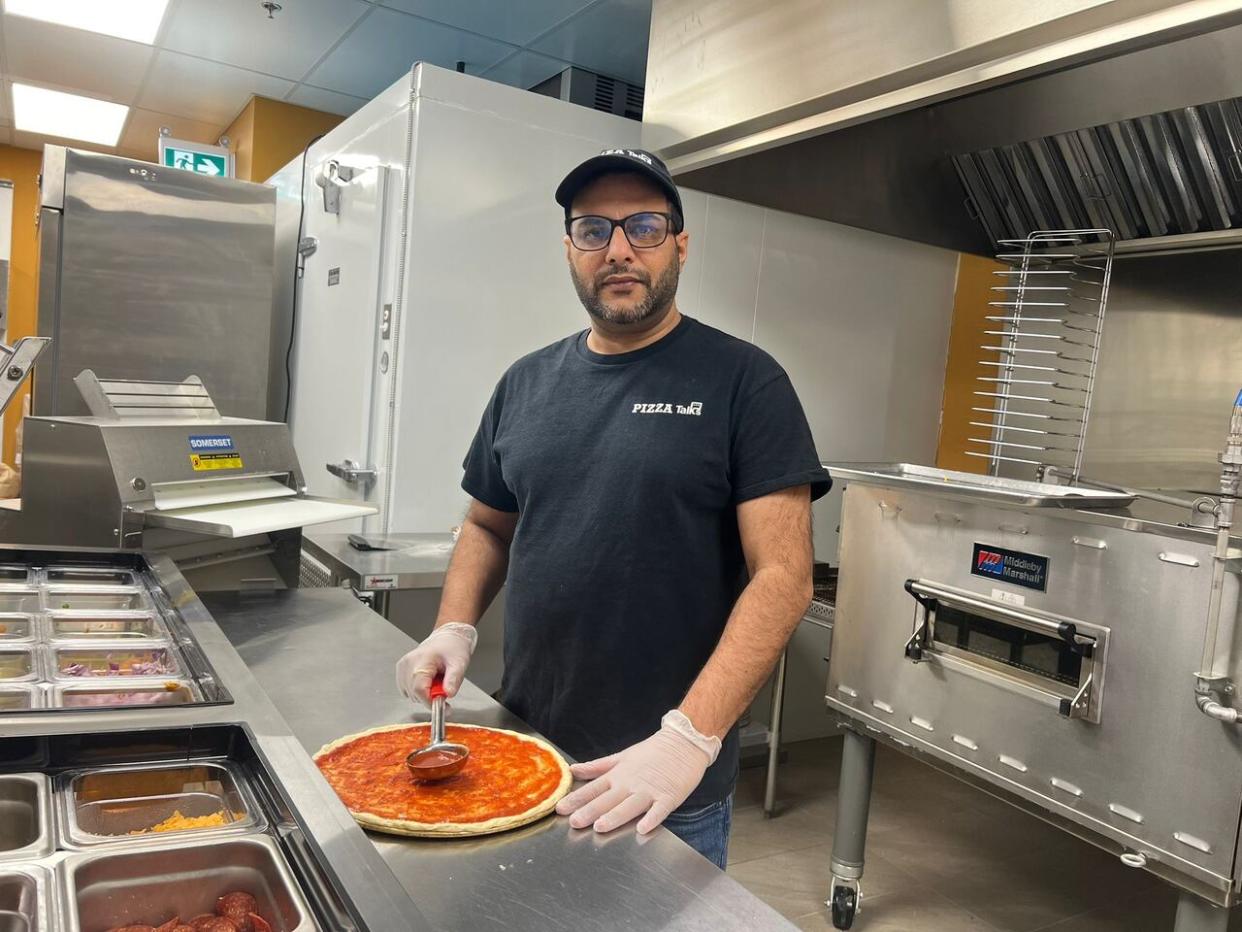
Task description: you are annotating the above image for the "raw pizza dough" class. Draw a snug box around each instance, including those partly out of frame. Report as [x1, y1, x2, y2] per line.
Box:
[314, 722, 572, 838]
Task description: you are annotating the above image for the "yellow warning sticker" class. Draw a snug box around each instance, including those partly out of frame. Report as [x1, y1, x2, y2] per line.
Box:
[190, 452, 244, 471]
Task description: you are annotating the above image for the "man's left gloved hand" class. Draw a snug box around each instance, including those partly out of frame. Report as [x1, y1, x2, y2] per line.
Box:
[555, 710, 722, 834]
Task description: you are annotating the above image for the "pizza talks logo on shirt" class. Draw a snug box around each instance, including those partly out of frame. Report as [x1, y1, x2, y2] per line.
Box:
[632, 401, 703, 416]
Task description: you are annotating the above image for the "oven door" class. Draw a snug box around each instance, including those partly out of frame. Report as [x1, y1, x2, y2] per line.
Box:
[903, 579, 1109, 723]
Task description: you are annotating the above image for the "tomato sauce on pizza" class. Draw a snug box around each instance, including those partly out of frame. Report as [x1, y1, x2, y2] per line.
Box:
[315, 723, 572, 836]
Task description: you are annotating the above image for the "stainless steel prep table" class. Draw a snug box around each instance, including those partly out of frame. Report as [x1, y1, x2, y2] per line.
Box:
[0, 547, 431, 932]
[205, 587, 795, 932]
[302, 532, 454, 616]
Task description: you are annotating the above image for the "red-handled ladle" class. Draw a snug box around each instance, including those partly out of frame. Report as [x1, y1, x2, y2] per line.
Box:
[405, 673, 470, 781]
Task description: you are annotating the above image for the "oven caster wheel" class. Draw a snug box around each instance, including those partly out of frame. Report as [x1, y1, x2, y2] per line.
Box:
[829, 879, 859, 930]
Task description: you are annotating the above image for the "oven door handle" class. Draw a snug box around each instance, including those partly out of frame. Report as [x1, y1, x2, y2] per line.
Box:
[904, 578, 1094, 650]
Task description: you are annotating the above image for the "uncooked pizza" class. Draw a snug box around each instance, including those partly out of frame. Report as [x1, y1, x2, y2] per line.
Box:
[314, 723, 572, 837]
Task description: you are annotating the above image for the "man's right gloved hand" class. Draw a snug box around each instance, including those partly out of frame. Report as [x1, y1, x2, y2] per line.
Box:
[395, 622, 478, 706]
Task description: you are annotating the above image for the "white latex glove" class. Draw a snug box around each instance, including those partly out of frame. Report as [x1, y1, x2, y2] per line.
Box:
[555, 710, 722, 834]
[395, 622, 478, 706]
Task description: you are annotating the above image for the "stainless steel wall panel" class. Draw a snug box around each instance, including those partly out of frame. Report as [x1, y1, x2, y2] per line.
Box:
[1080, 251, 1242, 491]
[35, 148, 276, 419]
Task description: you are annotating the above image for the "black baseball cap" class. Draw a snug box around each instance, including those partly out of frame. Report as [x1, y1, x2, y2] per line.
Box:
[555, 148, 684, 224]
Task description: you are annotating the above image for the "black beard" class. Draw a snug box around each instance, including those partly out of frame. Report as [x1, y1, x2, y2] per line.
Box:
[571, 259, 680, 327]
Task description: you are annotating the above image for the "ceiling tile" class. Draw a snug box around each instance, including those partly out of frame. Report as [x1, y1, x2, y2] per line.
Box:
[530, 0, 651, 86]
[305, 6, 513, 99]
[376, 0, 591, 46]
[285, 84, 368, 117]
[119, 107, 222, 162]
[139, 51, 294, 126]
[162, 0, 370, 82]
[481, 50, 570, 92]
[3, 16, 154, 102]
[12, 128, 116, 156]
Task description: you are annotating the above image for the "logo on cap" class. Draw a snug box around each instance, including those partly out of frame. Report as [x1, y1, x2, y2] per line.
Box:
[601, 148, 654, 166]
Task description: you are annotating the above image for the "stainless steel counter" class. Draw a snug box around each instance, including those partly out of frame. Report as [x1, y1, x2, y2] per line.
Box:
[0, 546, 430, 932]
[303, 532, 454, 590]
[205, 588, 795, 932]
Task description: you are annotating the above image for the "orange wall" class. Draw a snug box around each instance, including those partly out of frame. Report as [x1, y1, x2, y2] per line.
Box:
[224, 96, 342, 183]
[1, 145, 45, 466]
[935, 253, 1004, 473]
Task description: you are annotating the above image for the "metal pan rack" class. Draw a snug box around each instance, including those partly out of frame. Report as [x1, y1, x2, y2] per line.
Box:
[966, 228, 1116, 482]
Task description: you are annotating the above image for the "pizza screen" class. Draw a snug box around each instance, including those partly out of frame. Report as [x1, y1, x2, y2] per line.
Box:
[315, 724, 567, 825]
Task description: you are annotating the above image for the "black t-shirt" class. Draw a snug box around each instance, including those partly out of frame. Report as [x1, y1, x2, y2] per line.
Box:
[462, 315, 831, 806]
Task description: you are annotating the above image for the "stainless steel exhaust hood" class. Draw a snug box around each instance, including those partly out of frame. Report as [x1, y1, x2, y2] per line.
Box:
[644, 1, 1242, 255]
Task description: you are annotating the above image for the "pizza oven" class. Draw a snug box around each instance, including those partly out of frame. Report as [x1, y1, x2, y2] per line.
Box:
[823, 463, 1242, 925]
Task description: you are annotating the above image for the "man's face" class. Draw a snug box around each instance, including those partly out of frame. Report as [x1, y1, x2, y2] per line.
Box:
[564, 173, 689, 328]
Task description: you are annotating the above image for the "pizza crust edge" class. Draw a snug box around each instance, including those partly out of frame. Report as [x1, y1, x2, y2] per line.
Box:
[313, 722, 574, 838]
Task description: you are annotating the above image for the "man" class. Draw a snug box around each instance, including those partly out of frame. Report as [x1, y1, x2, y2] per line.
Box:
[396, 148, 830, 868]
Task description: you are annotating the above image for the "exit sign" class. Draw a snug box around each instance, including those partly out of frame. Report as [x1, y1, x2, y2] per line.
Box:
[158, 137, 233, 178]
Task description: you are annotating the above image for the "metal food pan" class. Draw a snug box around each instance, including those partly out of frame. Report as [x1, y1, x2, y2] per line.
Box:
[0, 864, 54, 932]
[0, 686, 41, 712]
[61, 835, 314, 932]
[0, 615, 37, 643]
[43, 588, 148, 612]
[0, 566, 32, 590]
[43, 566, 137, 588]
[0, 774, 53, 863]
[0, 648, 38, 683]
[0, 592, 41, 614]
[51, 643, 180, 680]
[47, 611, 166, 643]
[59, 761, 260, 847]
[52, 679, 199, 710]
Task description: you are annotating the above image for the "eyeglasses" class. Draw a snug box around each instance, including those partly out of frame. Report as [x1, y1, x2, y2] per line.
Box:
[566, 212, 677, 251]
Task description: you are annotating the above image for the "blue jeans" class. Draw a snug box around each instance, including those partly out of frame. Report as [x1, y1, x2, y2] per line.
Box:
[663, 795, 733, 869]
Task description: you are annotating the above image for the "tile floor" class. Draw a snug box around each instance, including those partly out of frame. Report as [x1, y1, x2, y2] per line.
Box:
[728, 736, 1241, 931]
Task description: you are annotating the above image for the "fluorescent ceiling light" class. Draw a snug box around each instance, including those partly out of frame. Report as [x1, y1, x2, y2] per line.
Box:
[12, 84, 129, 146]
[4, 0, 171, 44]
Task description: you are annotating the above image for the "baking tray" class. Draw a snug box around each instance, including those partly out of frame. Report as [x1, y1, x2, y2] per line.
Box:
[0, 648, 39, 683]
[60, 834, 315, 932]
[50, 643, 180, 680]
[58, 761, 261, 848]
[42, 588, 149, 612]
[0, 863, 55, 932]
[51, 679, 200, 710]
[827, 463, 1137, 508]
[0, 774, 53, 863]
[0, 685, 41, 712]
[42, 566, 138, 588]
[0, 615, 37, 643]
[46, 611, 167, 643]
[0, 592, 41, 614]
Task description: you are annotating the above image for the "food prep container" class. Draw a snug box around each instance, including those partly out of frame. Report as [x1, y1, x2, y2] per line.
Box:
[43, 566, 138, 588]
[0, 864, 55, 932]
[0, 566, 32, 589]
[0, 592, 41, 614]
[0, 615, 37, 643]
[0, 774, 54, 862]
[51, 643, 180, 680]
[0, 686, 41, 712]
[61, 835, 314, 932]
[0, 648, 38, 683]
[47, 611, 166, 643]
[58, 761, 260, 847]
[43, 588, 148, 612]
[52, 680, 198, 710]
